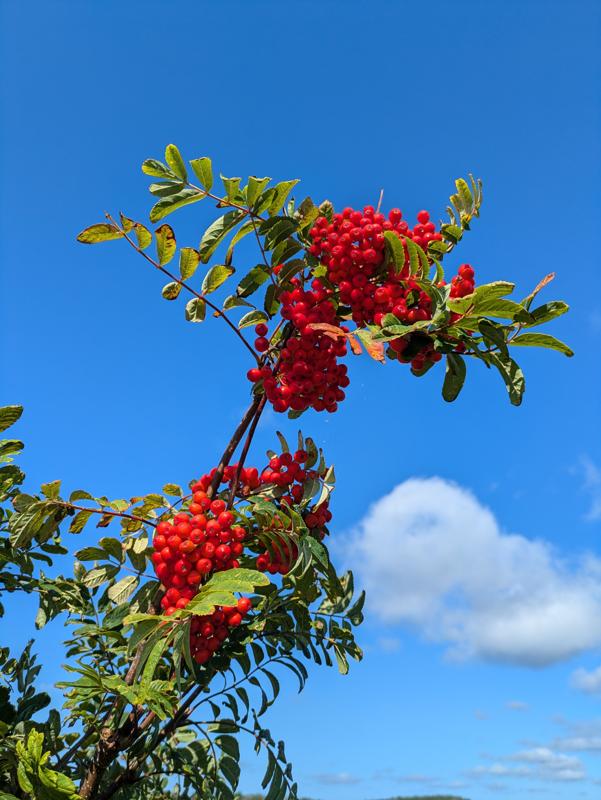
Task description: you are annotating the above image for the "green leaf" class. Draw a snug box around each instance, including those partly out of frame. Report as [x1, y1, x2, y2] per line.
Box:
[119, 212, 135, 232]
[82, 565, 119, 588]
[455, 177, 473, 209]
[150, 188, 204, 223]
[448, 281, 515, 314]
[185, 297, 207, 322]
[478, 319, 508, 356]
[223, 295, 253, 310]
[264, 283, 280, 316]
[179, 247, 201, 281]
[190, 157, 214, 191]
[149, 181, 183, 197]
[75, 546, 106, 561]
[142, 159, 178, 179]
[221, 175, 242, 200]
[202, 264, 235, 294]
[162, 282, 182, 300]
[404, 237, 428, 276]
[165, 144, 188, 181]
[41, 480, 61, 500]
[527, 301, 569, 326]
[155, 224, 176, 265]
[199, 211, 245, 263]
[238, 310, 269, 329]
[163, 483, 182, 497]
[76, 223, 122, 244]
[246, 176, 271, 207]
[442, 354, 466, 402]
[489, 352, 526, 406]
[236, 265, 270, 298]
[186, 568, 269, 616]
[108, 575, 139, 604]
[383, 231, 405, 273]
[510, 333, 573, 357]
[141, 637, 168, 684]
[268, 179, 300, 215]
[69, 510, 93, 534]
[0, 405, 23, 433]
[440, 223, 463, 244]
[134, 222, 152, 250]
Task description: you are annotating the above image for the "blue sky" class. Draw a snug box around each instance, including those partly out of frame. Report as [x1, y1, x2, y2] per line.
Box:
[1, 1, 600, 798]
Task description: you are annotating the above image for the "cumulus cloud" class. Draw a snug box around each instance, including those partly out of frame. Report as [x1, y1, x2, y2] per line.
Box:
[552, 718, 601, 752]
[571, 665, 601, 694]
[470, 748, 585, 783]
[311, 772, 361, 785]
[511, 748, 585, 781]
[345, 477, 601, 666]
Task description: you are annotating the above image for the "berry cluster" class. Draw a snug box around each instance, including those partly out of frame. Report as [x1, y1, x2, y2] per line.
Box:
[193, 464, 262, 496]
[151, 489, 246, 617]
[449, 263, 476, 298]
[247, 279, 349, 414]
[189, 597, 252, 664]
[308, 207, 443, 327]
[151, 440, 335, 664]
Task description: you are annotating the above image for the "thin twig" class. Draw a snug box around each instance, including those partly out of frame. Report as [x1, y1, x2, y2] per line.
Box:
[227, 394, 267, 508]
[106, 215, 259, 364]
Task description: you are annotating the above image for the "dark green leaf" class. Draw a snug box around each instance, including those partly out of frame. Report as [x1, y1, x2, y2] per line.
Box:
[442, 354, 466, 402]
[489, 352, 526, 406]
[238, 310, 269, 329]
[383, 231, 405, 273]
[142, 159, 178, 179]
[511, 332, 573, 357]
[199, 211, 245, 263]
[150, 188, 203, 223]
[0, 406, 23, 433]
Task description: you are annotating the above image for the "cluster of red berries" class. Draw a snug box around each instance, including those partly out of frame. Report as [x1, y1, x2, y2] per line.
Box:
[189, 597, 252, 664]
[247, 279, 349, 414]
[151, 488, 246, 617]
[308, 207, 444, 327]
[151, 441, 335, 662]
[449, 263, 476, 298]
[386, 263, 477, 371]
[193, 463, 261, 497]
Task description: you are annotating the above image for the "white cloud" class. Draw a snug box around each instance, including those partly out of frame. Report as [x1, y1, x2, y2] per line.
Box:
[552, 718, 601, 751]
[507, 700, 529, 711]
[571, 665, 601, 694]
[470, 748, 586, 783]
[345, 477, 601, 666]
[555, 736, 601, 752]
[312, 772, 361, 785]
[470, 763, 532, 778]
[581, 456, 601, 521]
[511, 748, 585, 781]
